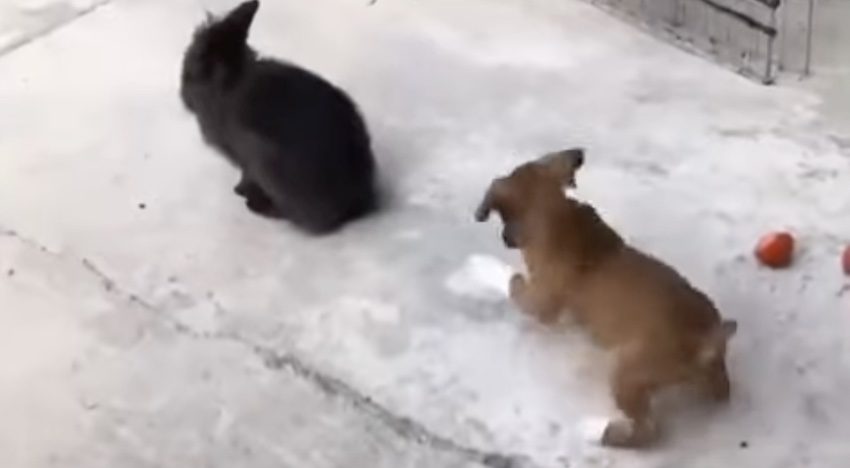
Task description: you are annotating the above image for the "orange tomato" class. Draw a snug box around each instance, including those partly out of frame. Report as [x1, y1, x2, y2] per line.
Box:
[755, 231, 795, 269]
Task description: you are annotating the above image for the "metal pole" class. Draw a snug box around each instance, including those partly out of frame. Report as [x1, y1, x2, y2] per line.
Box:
[803, 0, 815, 76]
[778, 0, 791, 71]
[765, 7, 776, 84]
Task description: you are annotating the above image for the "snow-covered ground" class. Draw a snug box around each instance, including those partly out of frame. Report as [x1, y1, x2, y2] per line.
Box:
[0, 0, 106, 54]
[1, 0, 849, 467]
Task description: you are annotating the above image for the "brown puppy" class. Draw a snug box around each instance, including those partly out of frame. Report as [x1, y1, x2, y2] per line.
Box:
[476, 149, 737, 448]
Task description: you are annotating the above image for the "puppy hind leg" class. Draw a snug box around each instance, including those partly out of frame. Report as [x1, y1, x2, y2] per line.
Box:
[603, 351, 660, 448]
[699, 359, 732, 402]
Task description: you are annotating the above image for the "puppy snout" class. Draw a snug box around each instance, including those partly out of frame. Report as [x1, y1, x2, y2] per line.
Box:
[574, 149, 584, 168]
[566, 148, 584, 168]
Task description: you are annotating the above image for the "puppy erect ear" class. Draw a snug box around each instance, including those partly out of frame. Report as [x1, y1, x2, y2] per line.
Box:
[475, 179, 524, 249]
[475, 197, 492, 222]
[219, 0, 260, 45]
[537, 148, 585, 188]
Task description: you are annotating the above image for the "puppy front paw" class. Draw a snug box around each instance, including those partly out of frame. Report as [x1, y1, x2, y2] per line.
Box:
[509, 273, 527, 300]
[602, 418, 657, 448]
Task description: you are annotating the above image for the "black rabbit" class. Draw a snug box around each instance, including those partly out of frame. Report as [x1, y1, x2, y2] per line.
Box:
[180, 0, 378, 234]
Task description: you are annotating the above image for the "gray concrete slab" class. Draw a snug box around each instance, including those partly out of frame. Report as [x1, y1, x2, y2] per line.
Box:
[1, 1, 850, 467]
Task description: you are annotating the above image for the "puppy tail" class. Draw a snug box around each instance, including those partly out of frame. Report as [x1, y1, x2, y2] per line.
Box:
[696, 319, 737, 366]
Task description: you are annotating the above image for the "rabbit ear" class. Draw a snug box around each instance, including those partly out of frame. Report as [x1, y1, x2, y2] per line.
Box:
[220, 0, 260, 45]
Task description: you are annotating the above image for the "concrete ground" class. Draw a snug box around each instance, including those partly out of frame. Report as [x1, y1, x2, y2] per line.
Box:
[1, 0, 849, 467]
[794, 0, 850, 140]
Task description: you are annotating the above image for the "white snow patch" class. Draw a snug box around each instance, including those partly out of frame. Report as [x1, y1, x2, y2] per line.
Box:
[445, 254, 514, 300]
[578, 417, 609, 445]
[0, 0, 105, 53]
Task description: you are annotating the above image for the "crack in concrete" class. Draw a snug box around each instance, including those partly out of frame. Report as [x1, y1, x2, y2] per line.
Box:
[1, 224, 537, 468]
[245, 341, 532, 468]
[0, 0, 114, 58]
[0, 226, 61, 255]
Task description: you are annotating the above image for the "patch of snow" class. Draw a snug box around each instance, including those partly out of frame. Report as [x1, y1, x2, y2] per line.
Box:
[445, 254, 514, 301]
[578, 417, 609, 445]
[0, 0, 106, 54]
